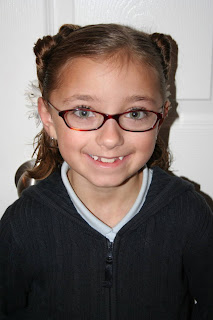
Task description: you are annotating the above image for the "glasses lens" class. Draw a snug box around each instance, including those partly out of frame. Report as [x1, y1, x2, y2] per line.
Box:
[119, 110, 158, 131]
[64, 109, 103, 130]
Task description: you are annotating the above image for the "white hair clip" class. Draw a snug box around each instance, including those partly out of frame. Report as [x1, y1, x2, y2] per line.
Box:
[25, 80, 41, 126]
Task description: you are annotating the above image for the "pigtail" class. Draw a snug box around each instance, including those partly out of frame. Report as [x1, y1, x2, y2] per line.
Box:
[28, 129, 63, 180]
[146, 33, 172, 171]
[28, 25, 81, 180]
[34, 36, 57, 94]
[58, 24, 81, 38]
[150, 33, 171, 81]
[34, 24, 81, 95]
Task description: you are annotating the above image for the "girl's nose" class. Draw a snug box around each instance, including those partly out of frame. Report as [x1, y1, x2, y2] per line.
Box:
[95, 119, 124, 150]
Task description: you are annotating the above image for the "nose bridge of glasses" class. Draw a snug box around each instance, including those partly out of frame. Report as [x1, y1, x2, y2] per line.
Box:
[103, 113, 121, 125]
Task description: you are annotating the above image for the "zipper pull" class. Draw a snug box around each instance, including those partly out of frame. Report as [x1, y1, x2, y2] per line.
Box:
[103, 239, 113, 288]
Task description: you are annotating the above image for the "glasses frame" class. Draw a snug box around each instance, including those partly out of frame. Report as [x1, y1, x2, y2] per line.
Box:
[46, 101, 164, 132]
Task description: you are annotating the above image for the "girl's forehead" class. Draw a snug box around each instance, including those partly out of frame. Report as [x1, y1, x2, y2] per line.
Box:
[49, 47, 165, 104]
[51, 55, 163, 109]
[60, 54, 159, 83]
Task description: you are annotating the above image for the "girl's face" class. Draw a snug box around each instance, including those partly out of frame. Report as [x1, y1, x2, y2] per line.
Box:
[39, 56, 167, 191]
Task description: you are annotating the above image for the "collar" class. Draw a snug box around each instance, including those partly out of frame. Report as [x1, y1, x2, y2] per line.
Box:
[61, 162, 152, 242]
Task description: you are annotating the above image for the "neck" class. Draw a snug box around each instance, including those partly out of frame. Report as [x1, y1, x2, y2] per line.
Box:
[67, 170, 143, 227]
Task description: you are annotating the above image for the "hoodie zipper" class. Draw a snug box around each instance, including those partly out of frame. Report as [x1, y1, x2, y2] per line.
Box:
[103, 239, 113, 319]
[103, 239, 113, 288]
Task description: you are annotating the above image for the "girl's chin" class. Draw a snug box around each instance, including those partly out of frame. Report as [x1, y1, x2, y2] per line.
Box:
[82, 170, 141, 190]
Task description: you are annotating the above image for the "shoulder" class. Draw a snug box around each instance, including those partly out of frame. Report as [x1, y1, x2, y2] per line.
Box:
[147, 166, 212, 222]
[149, 166, 213, 238]
[150, 166, 211, 208]
[1, 170, 72, 234]
[147, 166, 194, 208]
[151, 166, 192, 191]
[15, 169, 69, 206]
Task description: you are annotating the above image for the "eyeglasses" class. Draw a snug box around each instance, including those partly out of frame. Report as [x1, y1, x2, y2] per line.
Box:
[47, 101, 164, 132]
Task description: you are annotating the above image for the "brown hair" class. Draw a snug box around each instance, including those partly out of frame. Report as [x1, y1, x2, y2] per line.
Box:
[29, 23, 172, 180]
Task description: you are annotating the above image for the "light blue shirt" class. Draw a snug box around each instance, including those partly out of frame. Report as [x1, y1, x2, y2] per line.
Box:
[61, 162, 152, 242]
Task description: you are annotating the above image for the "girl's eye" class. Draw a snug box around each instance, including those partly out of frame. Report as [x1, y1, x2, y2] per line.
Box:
[126, 110, 147, 120]
[73, 109, 95, 118]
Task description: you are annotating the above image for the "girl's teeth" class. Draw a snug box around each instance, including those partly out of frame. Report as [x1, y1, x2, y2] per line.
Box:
[90, 155, 124, 162]
[100, 157, 115, 163]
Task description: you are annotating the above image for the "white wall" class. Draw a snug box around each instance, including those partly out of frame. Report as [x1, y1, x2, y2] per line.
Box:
[1, 0, 213, 216]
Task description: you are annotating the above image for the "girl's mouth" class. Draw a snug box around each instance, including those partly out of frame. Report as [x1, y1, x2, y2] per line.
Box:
[89, 155, 124, 163]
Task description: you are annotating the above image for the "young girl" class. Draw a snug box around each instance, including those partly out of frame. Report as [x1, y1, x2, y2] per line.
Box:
[1, 23, 213, 320]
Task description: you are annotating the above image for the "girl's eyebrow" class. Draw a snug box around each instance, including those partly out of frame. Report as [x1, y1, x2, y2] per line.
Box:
[62, 94, 156, 105]
[124, 95, 156, 104]
[62, 94, 100, 104]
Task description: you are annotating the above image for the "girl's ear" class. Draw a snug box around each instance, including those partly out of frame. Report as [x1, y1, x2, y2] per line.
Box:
[38, 97, 57, 139]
